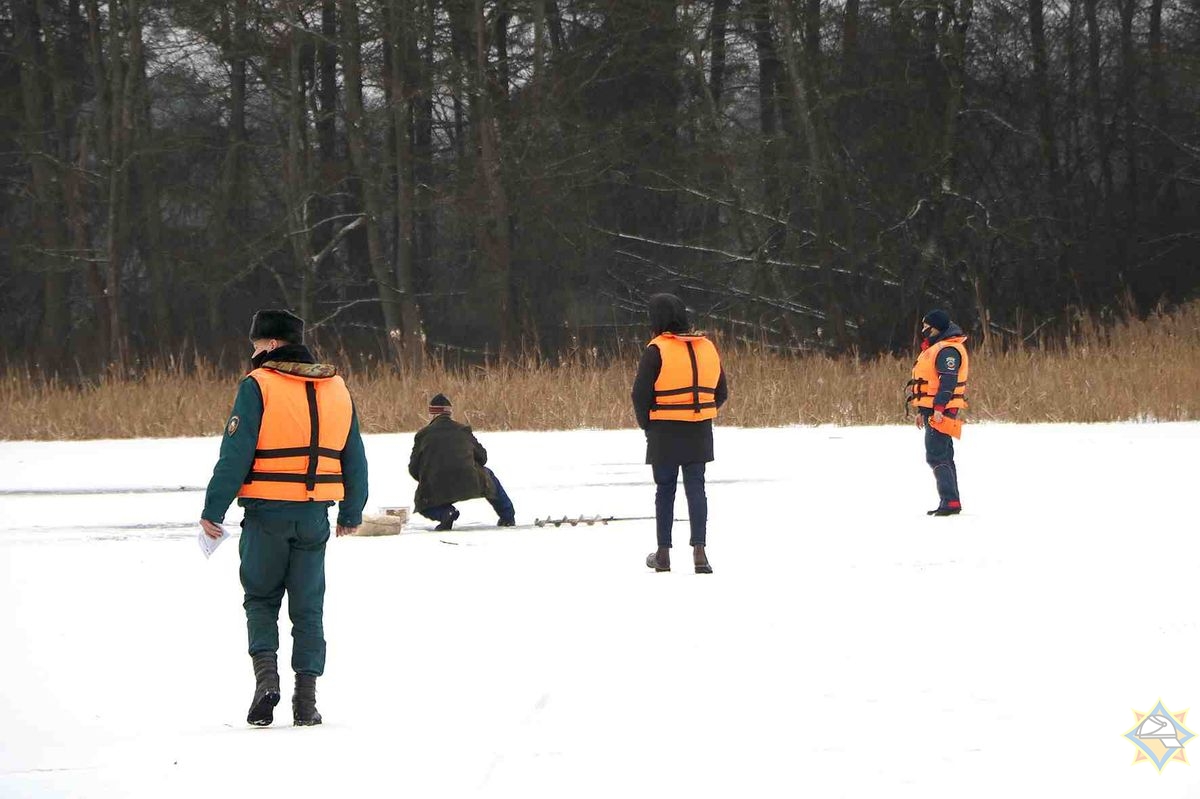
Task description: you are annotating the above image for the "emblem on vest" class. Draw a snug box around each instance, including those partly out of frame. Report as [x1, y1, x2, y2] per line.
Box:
[944, 355, 957, 369]
[226, 416, 240, 436]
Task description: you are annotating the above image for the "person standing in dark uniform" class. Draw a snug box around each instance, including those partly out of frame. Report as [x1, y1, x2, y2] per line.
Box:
[408, 394, 516, 530]
[631, 294, 729, 574]
[905, 309, 970, 515]
[200, 309, 369, 727]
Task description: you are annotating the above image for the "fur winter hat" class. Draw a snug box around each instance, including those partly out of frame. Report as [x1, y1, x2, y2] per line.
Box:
[922, 309, 951, 332]
[428, 393, 452, 416]
[249, 309, 305, 344]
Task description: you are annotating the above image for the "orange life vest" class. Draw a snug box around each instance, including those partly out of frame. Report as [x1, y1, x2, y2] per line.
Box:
[648, 333, 721, 422]
[906, 336, 970, 411]
[237, 364, 353, 502]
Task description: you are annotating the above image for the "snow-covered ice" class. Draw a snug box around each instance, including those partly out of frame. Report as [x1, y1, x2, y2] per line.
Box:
[1, 422, 1198, 797]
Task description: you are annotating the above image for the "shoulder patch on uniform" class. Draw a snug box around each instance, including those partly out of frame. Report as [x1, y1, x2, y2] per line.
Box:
[226, 416, 240, 436]
[944, 355, 957, 369]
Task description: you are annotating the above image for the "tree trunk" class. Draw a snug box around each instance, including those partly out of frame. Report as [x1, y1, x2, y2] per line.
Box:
[1084, 0, 1114, 205]
[544, 0, 564, 56]
[471, 0, 514, 353]
[83, 0, 112, 351]
[128, 8, 168, 350]
[312, 0, 339, 269]
[709, 0, 730, 106]
[104, 0, 136, 367]
[842, 0, 859, 69]
[1117, 0, 1137, 224]
[65, 126, 100, 348]
[387, 0, 426, 366]
[318, 0, 337, 161]
[341, 0, 404, 349]
[937, 0, 974, 217]
[904, 0, 975, 321]
[533, 0, 546, 92]
[494, 1, 510, 100]
[776, 0, 848, 346]
[1147, 0, 1176, 213]
[751, 0, 783, 228]
[284, 1, 314, 321]
[414, 0, 436, 306]
[15, 0, 69, 365]
[211, 0, 249, 341]
[13, 0, 66, 359]
[1029, 0, 1061, 204]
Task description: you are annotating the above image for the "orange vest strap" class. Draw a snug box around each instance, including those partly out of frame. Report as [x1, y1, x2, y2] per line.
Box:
[904, 376, 967, 402]
[302, 381, 321, 491]
[244, 473, 343, 485]
[254, 446, 343, 460]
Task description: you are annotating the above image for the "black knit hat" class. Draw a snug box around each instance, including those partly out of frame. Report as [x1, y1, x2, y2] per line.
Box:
[249, 309, 305, 344]
[428, 393, 452, 415]
[922, 309, 951, 332]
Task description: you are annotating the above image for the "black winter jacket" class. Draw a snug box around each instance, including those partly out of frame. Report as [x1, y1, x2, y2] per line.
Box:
[631, 342, 729, 467]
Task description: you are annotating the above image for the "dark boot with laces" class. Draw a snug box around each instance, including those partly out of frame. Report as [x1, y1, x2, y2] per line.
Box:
[246, 652, 281, 726]
[293, 673, 322, 726]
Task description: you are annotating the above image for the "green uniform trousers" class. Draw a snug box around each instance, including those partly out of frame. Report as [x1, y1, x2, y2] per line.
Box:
[239, 508, 330, 676]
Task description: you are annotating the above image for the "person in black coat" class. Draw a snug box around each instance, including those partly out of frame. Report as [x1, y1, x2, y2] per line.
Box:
[408, 394, 516, 530]
[631, 294, 729, 573]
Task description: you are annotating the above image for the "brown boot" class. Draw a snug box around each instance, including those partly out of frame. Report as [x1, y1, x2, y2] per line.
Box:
[693, 545, 713, 574]
[645, 547, 670, 572]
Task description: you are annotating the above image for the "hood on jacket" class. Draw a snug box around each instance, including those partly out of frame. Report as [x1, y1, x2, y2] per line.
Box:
[649, 293, 690, 336]
[927, 322, 966, 345]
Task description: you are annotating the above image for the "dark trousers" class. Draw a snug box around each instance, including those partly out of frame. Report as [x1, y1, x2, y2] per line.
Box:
[653, 462, 708, 548]
[239, 511, 329, 676]
[419, 468, 515, 523]
[923, 414, 961, 506]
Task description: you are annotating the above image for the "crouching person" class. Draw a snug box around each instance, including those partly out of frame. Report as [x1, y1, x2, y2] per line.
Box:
[409, 394, 515, 530]
[200, 309, 368, 727]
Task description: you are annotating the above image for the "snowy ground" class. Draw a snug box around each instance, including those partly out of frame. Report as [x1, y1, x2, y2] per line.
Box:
[1, 422, 1198, 798]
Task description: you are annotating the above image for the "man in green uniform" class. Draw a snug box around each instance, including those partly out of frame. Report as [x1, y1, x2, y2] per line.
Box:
[200, 309, 368, 727]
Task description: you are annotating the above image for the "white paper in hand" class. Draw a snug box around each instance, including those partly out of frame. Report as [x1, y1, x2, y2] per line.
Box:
[198, 523, 230, 559]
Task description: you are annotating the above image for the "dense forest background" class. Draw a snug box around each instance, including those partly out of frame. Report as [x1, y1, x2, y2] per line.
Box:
[2, 0, 1197, 370]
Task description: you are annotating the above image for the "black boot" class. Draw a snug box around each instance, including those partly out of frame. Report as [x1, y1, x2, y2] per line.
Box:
[645, 547, 670, 572]
[246, 652, 281, 726]
[693, 545, 713, 574]
[293, 673, 323, 726]
[927, 502, 962, 516]
[434, 508, 459, 532]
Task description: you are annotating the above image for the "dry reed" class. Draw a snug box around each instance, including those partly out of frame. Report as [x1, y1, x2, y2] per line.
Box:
[2, 302, 1198, 441]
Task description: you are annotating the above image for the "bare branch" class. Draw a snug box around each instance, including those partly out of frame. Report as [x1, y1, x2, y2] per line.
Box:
[310, 214, 366, 267]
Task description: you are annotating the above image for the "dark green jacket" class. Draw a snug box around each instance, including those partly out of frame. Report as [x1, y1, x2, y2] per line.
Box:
[202, 366, 369, 527]
[408, 415, 495, 512]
